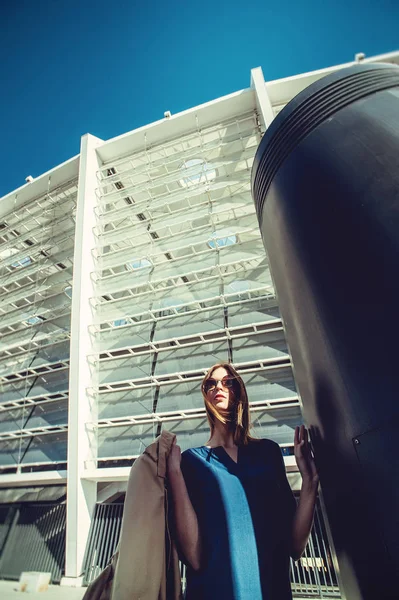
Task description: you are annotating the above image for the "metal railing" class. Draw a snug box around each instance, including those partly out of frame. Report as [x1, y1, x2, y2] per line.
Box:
[82, 503, 123, 586]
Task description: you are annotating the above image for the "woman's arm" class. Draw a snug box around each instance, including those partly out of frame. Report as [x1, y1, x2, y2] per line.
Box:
[291, 425, 319, 560]
[167, 441, 202, 571]
[291, 478, 319, 560]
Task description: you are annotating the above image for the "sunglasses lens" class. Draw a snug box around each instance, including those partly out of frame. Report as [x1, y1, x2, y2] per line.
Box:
[203, 377, 236, 392]
[204, 379, 216, 393]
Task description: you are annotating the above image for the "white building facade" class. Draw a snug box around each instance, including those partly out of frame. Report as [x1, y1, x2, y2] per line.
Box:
[0, 50, 398, 594]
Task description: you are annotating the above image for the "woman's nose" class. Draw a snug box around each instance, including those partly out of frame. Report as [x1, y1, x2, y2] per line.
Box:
[215, 380, 224, 389]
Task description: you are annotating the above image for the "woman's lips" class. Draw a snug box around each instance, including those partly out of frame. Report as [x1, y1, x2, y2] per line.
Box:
[215, 394, 225, 400]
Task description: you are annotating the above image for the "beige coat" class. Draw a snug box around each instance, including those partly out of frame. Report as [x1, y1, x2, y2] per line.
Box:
[83, 430, 182, 600]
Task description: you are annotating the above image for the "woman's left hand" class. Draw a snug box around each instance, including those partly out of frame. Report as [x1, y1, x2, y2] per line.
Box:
[294, 425, 319, 485]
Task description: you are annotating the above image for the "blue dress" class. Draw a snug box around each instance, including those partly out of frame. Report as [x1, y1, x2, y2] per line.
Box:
[180, 439, 296, 600]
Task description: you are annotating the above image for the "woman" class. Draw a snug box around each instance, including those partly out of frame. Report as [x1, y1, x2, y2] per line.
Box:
[167, 363, 319, 600]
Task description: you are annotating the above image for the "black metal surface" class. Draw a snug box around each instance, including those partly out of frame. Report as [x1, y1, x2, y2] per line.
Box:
[252, 62, 399, 600]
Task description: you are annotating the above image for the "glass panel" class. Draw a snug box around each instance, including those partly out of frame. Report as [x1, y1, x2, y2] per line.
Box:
[232, 332, 288, 363]
[0, 408, 26, 434]
[98, 423, 157, 458]
[98, 387, 156, 419]
[32, 291, 71, 313]
[150, 282, 220, 308]
[0, 386, 29, 404]
[98, 355, 152, 385]
[27, 370, 70, 397]
[0, 439, 30, 465]
[96, 322, 153, 352]
[154, 341, 230, 376]
[0, 327, 70, 360]
[218, 240, 265, 265]
[0, 372, 69, 404]
[21, 432, 68, 464]
[30, 340, 70, 366]
[228, 301, 280, 328]
[223, 267, 273, 292]
[156, 380, 204, 413]
[0, 370, 68, 405]
[153, 228, 213, 252]
[97, 299, 154, 322]
[25, 399, 68, 428]
[153, 309, 225, 342]
[242, 370, 297, 402]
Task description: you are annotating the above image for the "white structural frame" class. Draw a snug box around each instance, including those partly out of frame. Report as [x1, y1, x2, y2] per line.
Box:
[62, 134, 104, 586]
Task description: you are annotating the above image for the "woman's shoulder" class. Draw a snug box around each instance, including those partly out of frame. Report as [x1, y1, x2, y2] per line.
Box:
[181, 446, 210, 476]
[182, 445, 204, 455]
[181, 446, 207, 462]
[261, 437, 280, 448]
[248, 436, 278, 446]
[248, 437, 282, 456]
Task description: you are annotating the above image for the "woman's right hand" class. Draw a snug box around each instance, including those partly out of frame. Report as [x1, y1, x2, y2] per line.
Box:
[167, 438, 182, 476]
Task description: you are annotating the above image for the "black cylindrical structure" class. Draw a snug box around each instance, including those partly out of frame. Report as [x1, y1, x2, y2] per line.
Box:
[252, 63, 399, 600]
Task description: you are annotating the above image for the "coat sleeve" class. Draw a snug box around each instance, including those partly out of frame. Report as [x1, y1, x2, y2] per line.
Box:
[111, 453, 166, 600]
[82, 554, 117, 600]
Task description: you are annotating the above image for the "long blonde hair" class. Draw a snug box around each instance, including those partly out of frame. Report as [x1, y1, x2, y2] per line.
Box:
[201, 363, 259, 446]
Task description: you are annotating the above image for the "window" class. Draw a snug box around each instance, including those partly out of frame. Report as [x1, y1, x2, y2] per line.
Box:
[180, 159, 216, 188]
[207, 230, 237, 249]
[113, 318, 129, 327]
[10, 253, 32, 269]
[24, 315, 45, 326]
[126, 258, 152, 271]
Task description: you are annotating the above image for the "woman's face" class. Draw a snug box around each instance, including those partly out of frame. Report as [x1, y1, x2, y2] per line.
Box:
[204, 366, 235, 411]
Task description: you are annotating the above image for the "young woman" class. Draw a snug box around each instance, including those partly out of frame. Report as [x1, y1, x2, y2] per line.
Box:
[167, 363, 319, 600]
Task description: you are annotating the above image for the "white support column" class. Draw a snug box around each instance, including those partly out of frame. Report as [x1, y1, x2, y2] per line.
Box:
[61, 134, 104, 587]
[251, 66, 275, 131]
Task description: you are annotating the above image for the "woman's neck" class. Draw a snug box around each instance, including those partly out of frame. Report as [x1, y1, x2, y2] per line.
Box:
[207, 422, 235, 448]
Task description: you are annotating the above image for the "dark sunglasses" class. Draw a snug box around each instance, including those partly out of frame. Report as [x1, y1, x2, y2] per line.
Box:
[203, 377, 237, 393]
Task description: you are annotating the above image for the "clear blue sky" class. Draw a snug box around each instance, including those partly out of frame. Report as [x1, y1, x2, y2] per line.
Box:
[1, 0, 398, 197]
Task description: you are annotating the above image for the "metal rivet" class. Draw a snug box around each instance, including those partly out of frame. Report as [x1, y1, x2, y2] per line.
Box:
[354, 439, 360, 445]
